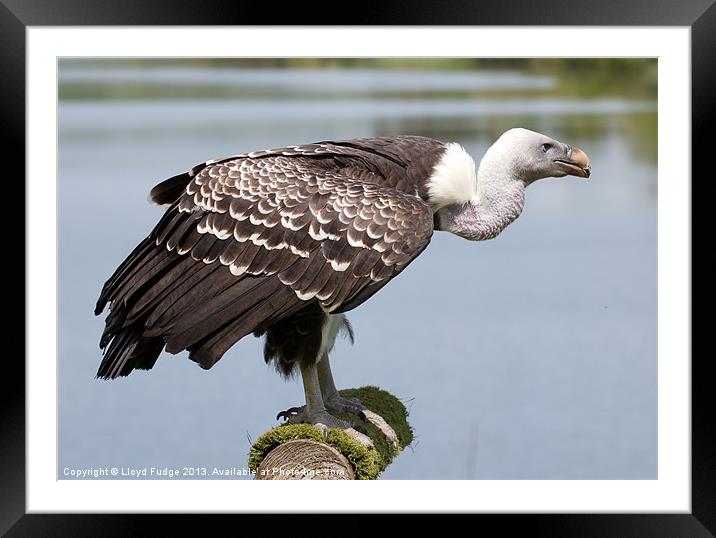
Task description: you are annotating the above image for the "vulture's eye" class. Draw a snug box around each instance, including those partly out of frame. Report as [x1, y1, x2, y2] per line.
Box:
[542, 143, 553, 153]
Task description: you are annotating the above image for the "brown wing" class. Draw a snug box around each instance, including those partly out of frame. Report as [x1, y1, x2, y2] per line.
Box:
[95, 154, 433, 377]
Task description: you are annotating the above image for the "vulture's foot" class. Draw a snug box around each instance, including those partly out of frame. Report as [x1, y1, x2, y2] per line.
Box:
[324, 394, 399, 448]
[324, 394, 364, 416]
[275, 405, 305, 421]
[275, 405, 373, 448]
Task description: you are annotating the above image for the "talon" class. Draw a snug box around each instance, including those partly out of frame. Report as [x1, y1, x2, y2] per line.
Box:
[361, 409, 399, 448]
[274, 395, 397, 450]
[276, 406, 303, 421]
[324, 394, 399, 447]
[324, 394, 365, 416]
[313, 423, 329, 440]
[344, 428, 373, 448]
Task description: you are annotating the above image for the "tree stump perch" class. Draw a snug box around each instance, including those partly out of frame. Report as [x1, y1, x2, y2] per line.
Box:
[256, 440, 355, 480]
[250, 386, 413, 480]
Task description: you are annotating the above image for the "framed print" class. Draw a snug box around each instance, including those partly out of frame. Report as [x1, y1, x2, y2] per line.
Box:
[9, 0, 713, 534]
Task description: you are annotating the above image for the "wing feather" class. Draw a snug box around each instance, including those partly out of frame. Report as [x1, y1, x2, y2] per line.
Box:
[95, 142, 435, 377]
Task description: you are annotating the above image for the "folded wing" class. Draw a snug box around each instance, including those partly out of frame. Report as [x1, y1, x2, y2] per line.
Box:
[95, 154, 434, 378]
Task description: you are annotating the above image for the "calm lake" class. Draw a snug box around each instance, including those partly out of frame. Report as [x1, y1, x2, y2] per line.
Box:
[58, 65, 657, 480]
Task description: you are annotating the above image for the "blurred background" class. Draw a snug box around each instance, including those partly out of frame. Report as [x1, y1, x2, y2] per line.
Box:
[58, 58, 657, 480]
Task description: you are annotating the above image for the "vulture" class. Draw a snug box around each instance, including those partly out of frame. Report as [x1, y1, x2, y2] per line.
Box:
[95, 128, 591, 445]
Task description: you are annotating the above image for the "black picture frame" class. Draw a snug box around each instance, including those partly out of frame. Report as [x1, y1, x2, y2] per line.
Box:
[7, 0, 712, 534]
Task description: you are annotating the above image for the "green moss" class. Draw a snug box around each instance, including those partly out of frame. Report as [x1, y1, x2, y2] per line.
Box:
[335, 386, 413, 469]
[339, 386, 413, 448]
[248, 386, 413, 480]
[325, 429, 382, 480]
[248, 423, 323, 472]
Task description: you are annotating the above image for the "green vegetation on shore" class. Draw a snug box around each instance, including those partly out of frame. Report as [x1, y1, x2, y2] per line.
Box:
[59, 58, 656, 101]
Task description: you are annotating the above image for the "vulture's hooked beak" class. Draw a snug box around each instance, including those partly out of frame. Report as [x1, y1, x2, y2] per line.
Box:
[554, 146, 591, 178]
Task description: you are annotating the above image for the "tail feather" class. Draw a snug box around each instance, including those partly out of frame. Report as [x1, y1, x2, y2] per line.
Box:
[95, 201, 186, 316]
[97, 324, 165, 380]
[96, 193, 304, 378]
[97, 325, 138, 379]
[95, 237, 155, 315]
[187, 285, 300, 369]
[125, 256, 209, 324]
[113, 250, 178, 309]
[164, 275, 280, 352]
[144, 261, 234, 331]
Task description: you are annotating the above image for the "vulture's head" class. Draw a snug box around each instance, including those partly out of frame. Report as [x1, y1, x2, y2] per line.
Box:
[484, 127, 592, 183]
[433, 127, 592, 240]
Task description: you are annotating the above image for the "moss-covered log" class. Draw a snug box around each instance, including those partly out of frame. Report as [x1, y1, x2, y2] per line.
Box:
[255, 440, 355, 480]
[250, 386, 412, 480]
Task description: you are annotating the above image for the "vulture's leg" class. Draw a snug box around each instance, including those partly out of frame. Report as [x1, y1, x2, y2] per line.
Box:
[318, 354, 399, 448]
[277, 361, 373, 447]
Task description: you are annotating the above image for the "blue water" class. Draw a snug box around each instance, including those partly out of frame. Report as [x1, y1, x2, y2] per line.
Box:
[58, 66, 657, 480]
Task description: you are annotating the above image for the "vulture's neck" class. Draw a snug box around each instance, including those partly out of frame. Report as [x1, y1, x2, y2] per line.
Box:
[430, 143, 526, 241]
